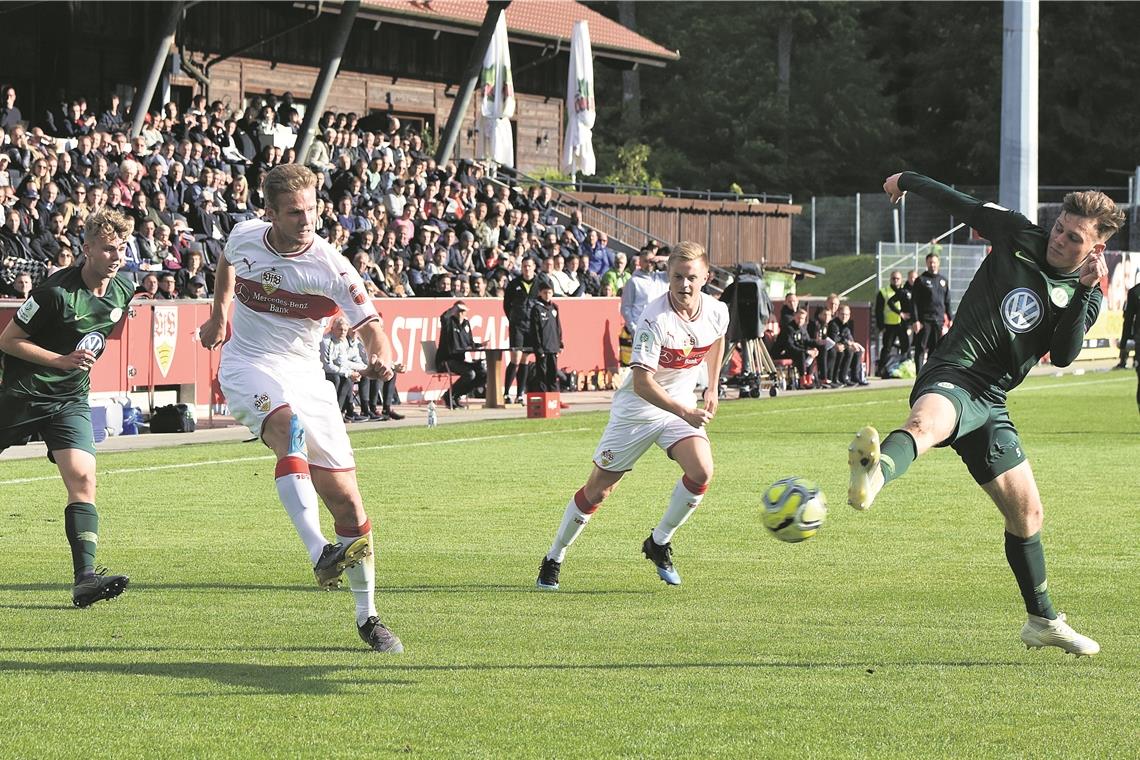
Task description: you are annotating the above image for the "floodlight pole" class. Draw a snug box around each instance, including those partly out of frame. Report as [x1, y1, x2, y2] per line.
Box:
[295, 0, 361, 165]
[999, 0, 1039, 222]
[130, 1, 184, 138]
[435, 1, 511, 165]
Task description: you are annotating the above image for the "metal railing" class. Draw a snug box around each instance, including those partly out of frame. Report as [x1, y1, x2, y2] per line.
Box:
[532, 178, 793, 205]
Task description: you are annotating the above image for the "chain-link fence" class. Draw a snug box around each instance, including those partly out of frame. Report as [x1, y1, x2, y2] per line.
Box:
[876, 243, 989, 315]
[792, 186, 1133, 261]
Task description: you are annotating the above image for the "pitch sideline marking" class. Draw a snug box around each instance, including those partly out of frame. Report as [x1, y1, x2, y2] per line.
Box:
[0, 428, 591, 487]
[729, 375, 1132, 420]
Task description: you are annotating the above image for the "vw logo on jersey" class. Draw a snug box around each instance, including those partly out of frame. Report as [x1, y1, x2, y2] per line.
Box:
[1001, 288, 1043, 334]
[76, 332, 106, 357]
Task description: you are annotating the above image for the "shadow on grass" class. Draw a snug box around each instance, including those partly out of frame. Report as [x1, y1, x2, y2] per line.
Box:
[0, 659, 413, 695]
[0, 582, 646, 596]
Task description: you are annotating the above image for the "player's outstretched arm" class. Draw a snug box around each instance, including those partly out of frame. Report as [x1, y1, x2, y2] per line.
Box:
[199, 255, 234, 349]
[631, 367, 711, 429]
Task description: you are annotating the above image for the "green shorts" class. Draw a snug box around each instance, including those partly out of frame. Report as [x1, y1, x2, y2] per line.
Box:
[909, 370, 1026, 485]
[0, 389, 95, 461]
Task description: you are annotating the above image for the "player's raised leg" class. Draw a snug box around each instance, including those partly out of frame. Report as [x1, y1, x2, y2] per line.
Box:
[848, 393, 955, 511]
[645, 435, 713, 586]
[311, 467, 402, 653]
[980, 461, 1099, 656]
[537, 465, 624, 590]
[55, 448, 129, 607]
[260, 407, 346, 584]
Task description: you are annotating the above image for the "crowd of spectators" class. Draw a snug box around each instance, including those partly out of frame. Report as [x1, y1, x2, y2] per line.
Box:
[1, 84, 635, 303]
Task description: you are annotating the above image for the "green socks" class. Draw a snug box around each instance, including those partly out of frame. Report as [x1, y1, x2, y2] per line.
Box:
[1004, 531, 1056, 620]
[64, 502, 99, 581]
[879, 430, 918, 484]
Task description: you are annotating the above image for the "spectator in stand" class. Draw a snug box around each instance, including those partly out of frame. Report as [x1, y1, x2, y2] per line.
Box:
[30, 211, 69, 263]
[6, 271, 33, 300]
[436, 300, 486, 409]
[828, 303, 869, 386]
[583, 229, 612, 276]
[184, 274, 210, 300]
[135, 218, 164, 271]
[320, 316, 367, 422]
[601, 251, 631, 295]
[1, 85, 22, 130]
[176, 245, 210, 293]
[45, 246, 75, 277]
[97, 93, 126, 133]
[528, 281, 563, 392]
[774, 306, 818, 388]
[470, 272, 487, 297]
[807, 305, 836, 388]
[155, 271, 178, 299]
[135, 272, 159, 299]
[390, 203, 415, 247]
[567, 209, 587, 248]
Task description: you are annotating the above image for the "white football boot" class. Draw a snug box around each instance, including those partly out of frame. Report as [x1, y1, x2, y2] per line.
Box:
[1020, 612, 1100, 657]
[847, 425, 884, 511]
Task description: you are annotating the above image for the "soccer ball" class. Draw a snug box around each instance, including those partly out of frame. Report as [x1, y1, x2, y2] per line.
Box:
[762, 477, 827, 543]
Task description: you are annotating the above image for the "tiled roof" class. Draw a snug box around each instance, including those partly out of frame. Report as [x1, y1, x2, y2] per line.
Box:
[357, 0, 679, 65]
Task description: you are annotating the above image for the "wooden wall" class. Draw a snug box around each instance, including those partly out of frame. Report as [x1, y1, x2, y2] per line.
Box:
[565, 193, 801, 269]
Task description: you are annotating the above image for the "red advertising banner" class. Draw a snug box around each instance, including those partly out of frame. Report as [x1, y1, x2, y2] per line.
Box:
[0, 296, 623, 404]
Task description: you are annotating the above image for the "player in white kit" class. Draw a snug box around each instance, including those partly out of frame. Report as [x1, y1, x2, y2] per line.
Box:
[199, 164, 402, 653]
[536, 242, 728, 589]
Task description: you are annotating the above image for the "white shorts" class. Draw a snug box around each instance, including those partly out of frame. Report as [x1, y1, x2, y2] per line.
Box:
[219, 358, 355, 471]
[592, 414, 709, 472]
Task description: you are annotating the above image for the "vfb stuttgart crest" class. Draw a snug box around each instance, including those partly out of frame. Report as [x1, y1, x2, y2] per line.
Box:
[262, 269, 282, 295]
[253, 393, 271, 412]
[1001, 288, 1043, 334]
[152, 306, 178, 377]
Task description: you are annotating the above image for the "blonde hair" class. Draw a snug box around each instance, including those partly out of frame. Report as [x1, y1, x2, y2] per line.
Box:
[263, 164, 318, 210]
[85, 207, 132, 242]
[1062, 190, 1125, 240]
[667, 241, 709, 270]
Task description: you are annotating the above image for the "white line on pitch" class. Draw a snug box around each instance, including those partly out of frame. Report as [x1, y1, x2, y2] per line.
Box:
[0, 428, 591, 487]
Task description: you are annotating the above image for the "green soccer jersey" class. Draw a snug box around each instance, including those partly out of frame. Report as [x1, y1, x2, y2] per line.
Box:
[2, 268, 135, 400]
[899, 172, 1102, 400]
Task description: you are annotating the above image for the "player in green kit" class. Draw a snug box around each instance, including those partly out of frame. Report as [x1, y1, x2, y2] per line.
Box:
[847, 172, 1123, 656]
[0, 208, 136, 607]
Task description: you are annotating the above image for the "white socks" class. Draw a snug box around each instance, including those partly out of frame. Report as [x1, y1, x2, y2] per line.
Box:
[275, 454, 328, 564]
[652, 475, 708, 546]
[337, 521, 378, 626]
[547, 489, 600, 563]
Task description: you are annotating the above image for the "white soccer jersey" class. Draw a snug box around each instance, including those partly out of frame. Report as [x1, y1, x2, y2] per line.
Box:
[610, 291, 729, 421]
[220, 220, 378, 366]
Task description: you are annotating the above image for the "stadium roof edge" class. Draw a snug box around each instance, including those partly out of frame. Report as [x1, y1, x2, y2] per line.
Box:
[304, 0, 680, 67]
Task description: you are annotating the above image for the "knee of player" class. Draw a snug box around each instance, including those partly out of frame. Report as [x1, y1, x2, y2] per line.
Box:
[685, 465, 714, 488]
[66, 470, 97, 500]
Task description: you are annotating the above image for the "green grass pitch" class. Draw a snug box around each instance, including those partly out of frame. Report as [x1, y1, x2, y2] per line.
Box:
[0, 373, 1136, 758]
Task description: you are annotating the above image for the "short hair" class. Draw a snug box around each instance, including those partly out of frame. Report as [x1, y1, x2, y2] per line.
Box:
[85, 208, 131, 242]
[667, 241, 709, 270]
[1062, 190, 1125, 240]
[264, 164, 318, 210]
[926, 253, 939, 262]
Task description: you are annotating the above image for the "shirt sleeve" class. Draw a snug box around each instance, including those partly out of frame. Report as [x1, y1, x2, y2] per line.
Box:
[628, 317, 663, 372]
[328, 256, 379, 329]
[898, 172, 1039, 257]
[12, 286, 61, 335]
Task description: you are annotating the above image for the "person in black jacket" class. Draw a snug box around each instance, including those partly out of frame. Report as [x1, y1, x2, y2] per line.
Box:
[527, 282, 563, 392]
[774, 307, 818, 387]
[807, 305, 835, 387]
[437, 301, 486, 409]
[911, 252, 953, 373]
[1114, 281, 1138, 370]
[827, 303, 868, 386]
[502, 257, 545, 403]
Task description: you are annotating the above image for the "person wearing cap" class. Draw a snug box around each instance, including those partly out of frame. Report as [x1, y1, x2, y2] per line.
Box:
[449, 230, 477, 274]
[15, 185, 41, 237]
[436, 300, 487, 409]
[469, 272, 487, 297]
[185, 274, 210, 299]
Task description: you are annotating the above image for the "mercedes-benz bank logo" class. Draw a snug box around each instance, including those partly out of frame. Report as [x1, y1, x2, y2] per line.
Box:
[1001, 288, 1043, 334]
